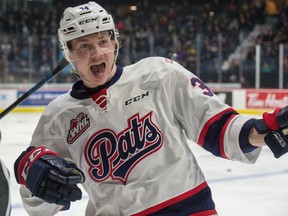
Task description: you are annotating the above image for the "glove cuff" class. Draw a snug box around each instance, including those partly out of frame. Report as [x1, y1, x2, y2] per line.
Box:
[254, 108, 281, 134]
[15, 146, 59, 185]
[263, 108, 281, 130]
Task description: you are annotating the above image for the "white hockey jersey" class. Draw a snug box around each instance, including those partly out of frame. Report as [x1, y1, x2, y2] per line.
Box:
[20, 57, 261, 216]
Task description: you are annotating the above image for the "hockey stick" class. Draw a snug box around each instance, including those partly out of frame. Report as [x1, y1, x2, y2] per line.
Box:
[0, 58, 69, 120]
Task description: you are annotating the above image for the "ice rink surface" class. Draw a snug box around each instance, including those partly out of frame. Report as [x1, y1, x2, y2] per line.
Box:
[1, 112, 288, 216]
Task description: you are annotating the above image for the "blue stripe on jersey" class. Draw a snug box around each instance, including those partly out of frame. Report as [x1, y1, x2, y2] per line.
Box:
[148, 186, 216, 216]
[239, 119, 259, 153]
[201, 109, 238, 158]
[132, 182, 217, 216]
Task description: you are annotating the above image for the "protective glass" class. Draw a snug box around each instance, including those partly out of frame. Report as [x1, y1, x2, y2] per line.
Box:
[70, 32, 115, 59]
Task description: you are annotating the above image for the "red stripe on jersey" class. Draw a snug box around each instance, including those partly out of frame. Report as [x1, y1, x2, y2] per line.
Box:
[131, 182, 209, 216]
[197, 107, 235, 147]
[219, 113, 238, 159]
[189, 209, 218, 216]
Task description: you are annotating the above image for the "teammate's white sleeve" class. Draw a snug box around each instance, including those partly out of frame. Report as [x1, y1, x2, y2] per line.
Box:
[0, 159, 11, 216]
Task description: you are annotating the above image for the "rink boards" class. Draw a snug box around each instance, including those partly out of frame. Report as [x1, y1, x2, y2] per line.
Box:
[0, 86, 287, 115]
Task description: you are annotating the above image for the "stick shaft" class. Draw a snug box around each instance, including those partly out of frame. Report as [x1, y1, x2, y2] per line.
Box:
[0, 59, 69, 120]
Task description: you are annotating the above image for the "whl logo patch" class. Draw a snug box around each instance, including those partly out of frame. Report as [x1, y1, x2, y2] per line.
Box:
[67, 112, 90, 144]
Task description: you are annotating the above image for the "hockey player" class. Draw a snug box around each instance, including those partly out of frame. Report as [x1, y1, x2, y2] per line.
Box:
[14, 1, 288, 216]
[0, 131, 11, 216]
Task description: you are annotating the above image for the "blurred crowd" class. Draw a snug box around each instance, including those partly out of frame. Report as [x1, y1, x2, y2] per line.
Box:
[0, 0, 287, 88]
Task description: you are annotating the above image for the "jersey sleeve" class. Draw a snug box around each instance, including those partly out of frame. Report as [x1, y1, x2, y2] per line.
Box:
[20, 186, 63, 216]
[168, 60, 261, 163]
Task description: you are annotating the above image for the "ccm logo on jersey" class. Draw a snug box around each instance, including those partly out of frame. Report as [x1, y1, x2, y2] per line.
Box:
[84, 111, 163, 184]
[67, 112, 90, 144]
[124, 91, 149, 106]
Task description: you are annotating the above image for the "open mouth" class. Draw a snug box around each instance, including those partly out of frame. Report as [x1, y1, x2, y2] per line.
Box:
[90, 63, 106, 78]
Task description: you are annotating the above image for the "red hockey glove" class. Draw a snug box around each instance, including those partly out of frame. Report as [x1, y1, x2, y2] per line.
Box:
[254, 106, 288, 158]
[14, 146, 85, 206]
